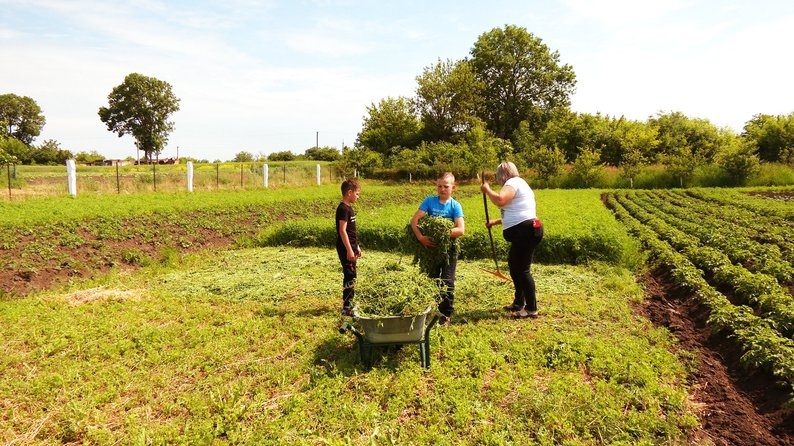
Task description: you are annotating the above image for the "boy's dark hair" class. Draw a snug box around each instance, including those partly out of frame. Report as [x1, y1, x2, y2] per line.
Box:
[341, 178, 359, 195]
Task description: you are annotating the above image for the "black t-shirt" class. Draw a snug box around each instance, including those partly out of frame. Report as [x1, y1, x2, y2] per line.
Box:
[335, 202, 357, 251]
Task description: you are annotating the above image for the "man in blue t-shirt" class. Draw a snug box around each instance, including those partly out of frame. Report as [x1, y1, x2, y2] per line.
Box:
[410, 172, 465, 325]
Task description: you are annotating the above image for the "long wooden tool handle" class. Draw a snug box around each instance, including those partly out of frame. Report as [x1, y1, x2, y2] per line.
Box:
[481, 172, 500, 273]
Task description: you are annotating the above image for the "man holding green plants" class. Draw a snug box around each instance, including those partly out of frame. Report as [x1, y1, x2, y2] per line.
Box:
[410, 172, 465, 325]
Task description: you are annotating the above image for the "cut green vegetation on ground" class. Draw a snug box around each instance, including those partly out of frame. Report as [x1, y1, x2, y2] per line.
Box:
[1, 248, 698, 444]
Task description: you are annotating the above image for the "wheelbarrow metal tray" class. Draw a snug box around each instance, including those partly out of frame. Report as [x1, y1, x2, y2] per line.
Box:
[355, 307, 431, 343]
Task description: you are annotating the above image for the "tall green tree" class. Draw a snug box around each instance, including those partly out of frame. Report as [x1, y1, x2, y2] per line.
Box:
[742, 113, 794, 163]
[356, 96, 422, 156]
[0, 93, 46, 145]
[468, 25, 576, 140]
[98, 73, 180, 162]
[415, 59, 483, 143]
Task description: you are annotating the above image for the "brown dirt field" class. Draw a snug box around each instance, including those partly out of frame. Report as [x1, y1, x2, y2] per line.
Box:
[639, 268, 794, 446]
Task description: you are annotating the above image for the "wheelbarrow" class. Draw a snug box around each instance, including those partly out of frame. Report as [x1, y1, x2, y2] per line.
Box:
[339, 307, 440, 368]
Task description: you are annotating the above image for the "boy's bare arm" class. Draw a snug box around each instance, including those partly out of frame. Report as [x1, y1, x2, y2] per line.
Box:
[451, 217, 465, 238]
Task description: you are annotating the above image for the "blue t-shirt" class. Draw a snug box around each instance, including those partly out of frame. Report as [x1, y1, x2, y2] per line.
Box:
[419, 196, 464, 220]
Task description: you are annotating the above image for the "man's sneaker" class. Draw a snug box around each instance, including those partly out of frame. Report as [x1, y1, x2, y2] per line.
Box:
[341, 306, 354, 316]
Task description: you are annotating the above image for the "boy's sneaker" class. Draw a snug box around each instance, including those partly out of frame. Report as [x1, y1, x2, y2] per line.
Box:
[341, 306, 354, 316]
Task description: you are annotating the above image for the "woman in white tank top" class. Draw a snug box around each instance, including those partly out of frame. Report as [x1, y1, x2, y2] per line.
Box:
[481, 161, 544, 318]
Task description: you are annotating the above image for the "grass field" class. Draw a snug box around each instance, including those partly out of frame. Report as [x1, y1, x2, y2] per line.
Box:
[1, 248, 698, 444]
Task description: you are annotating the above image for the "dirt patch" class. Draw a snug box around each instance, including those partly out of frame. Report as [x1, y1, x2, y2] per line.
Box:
[746, 191, 794, 202]
[62, 287, 144, 305]
[638, 268, 794, 446]
[0, 222, 244, 297]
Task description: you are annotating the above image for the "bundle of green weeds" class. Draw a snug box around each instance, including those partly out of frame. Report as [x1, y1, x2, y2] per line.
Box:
[403, 216, 457, 276]
[351, 263, 443, 317]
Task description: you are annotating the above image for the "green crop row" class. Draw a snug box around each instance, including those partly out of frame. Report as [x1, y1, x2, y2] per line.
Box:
[627, 191, 794, 283]
[612, 191, 794, 337]
[684, 187, 794, 222]
[653, 190, 794, 264]
[607, 194, 794, 404]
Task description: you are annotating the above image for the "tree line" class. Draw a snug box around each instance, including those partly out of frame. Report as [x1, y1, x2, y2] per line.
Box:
[2, 24, 793, 187]
[341, 25, 794, 186]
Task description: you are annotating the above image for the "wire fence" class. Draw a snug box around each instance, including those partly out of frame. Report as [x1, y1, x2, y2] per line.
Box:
[1, 161, 348, 200]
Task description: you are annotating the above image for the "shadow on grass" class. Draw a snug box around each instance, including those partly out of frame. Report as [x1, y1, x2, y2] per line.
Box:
[311, 336, 415, 376]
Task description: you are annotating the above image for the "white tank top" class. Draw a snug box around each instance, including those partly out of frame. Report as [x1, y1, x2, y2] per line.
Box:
[500, 177, 536, 229]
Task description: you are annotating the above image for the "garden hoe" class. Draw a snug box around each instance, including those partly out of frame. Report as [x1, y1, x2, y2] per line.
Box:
[480, 173, 512, 283]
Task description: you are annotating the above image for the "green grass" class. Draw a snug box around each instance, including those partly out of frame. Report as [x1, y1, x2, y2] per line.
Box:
[1, 248, 698, 444]
[257, 188, 643, 269]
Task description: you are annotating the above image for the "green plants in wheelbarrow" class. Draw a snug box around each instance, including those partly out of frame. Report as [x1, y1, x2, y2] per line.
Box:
[345, 263, 444, 346]
[351, 262, 443, 318]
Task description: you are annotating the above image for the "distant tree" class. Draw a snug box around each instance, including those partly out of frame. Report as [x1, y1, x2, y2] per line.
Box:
[0, 135, 30, 163]
[392, 147, 430, 177]
[0, 93, 46, 145]
[337, 147, 383, 177]
[661, 145, 702, 187]
[620, 148, 645, 189]
[534, 110, 590, 162]
[356, 96, 422, 156]
[460, 120, 506, 173]
[0, 137, 20, 165]
[75, 150, 105, 164]
[268, 150, 295, 161]
[421, 140, 480, 178]
[0, 148, 15, 165]
[525, 144, 565, 184]
[469, 25, 576, 140]
[569, 146, 605, 188]
[742, 113, 794, 163]
[717, 139, 761, 185]
[98, 73, 180, 163]
[415, 59, 483, 143]
[232, 151, 255, 162]
[30, 139, 72, 165]
[305, 146, 340, 161]
[649, 112, 728, 163]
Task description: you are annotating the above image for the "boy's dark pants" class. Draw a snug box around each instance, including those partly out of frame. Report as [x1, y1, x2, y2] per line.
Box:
[503, 220, 544, 312]
[338, 251, 356, 309]
[434, 246, 458, 318]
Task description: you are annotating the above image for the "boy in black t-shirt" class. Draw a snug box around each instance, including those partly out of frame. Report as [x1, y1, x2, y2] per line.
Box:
[336, 179, 362, 315]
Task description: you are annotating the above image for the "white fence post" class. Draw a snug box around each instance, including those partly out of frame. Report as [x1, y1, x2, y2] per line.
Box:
[66, 159, 77, 197]
[264, 164, 269, 188]
[187, 161, 194, 192]
[316, 164, 321, 186]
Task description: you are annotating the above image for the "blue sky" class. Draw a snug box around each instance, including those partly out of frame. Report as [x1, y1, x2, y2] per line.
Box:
[2, 0, 793, 161]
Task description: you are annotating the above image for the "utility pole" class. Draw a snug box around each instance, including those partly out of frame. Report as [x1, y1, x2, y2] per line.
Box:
[315, 131, 319, 149]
